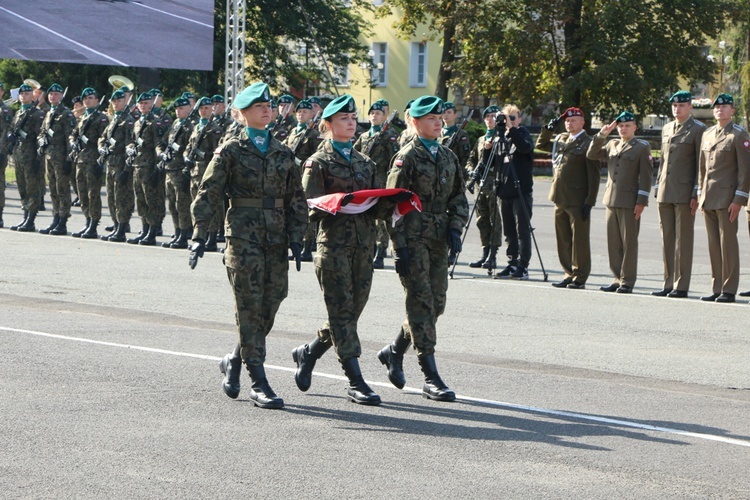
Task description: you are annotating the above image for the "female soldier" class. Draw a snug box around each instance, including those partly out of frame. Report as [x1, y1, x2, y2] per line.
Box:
[291, 94, 405, 405]
[377, 95, 469, 402]
[189, 82, 308, 409]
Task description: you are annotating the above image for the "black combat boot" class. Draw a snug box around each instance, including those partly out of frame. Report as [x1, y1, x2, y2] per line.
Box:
[108, 222, 127, 243]
[377, 330, 411, 389]
[300, 239, 313, 262]
[139, 224, 157, 246]
[101, 222, 119, 241]
[170, 228, 189, 249]
[469, 246, 489, 268]
[10, 210, 28, 231]
[50, 216, 68, 235]
[204, 232, 218, 252]
[218, 351, 242, 399]
[246, 363, 284, 409]
[482, 246, 498, 270]
[122, 222, 131, 233]
[341, 357, 381, 405]
[155, 220, 164, 237]
[291, 337, 332, 392]
[0, 208, 4, 228]
[104, 220, 116, 232]
[80, 219, 99, 239]
[418, 354, 456, 402]
[39, 215, 60, 235]
[127, 222, 148, 244]
[72, 218, 91, 238]
[373, 246, 387, 269]
[162, 228, 180, 248]
[217, 227, 225, 242]
[17, 211, 37, 232]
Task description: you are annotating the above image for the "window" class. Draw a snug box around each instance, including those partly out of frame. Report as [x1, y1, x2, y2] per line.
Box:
[333, 63, 350, 87]
[372, 42, 388, 87]
[373, 0, 384, 5]
[409, 42, 427, 87]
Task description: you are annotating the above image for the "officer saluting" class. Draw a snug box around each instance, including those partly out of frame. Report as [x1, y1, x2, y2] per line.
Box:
[652, 91, 706, 298]
[537, 107, 600, 289]
[697, 93, 750, 303]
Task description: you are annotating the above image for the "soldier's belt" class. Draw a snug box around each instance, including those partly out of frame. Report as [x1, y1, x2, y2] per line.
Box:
[229, 197, 284, 209]
[420, 201, 447, 213]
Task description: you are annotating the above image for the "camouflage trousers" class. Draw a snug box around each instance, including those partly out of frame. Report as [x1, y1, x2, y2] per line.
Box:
[165, 170, 192, 230]
[398, 238, 449, 357]
[156, 169, 166, 223]
[105, 155, 134, 224]
[375, 219, 390, 250]
[75, 159, 105, 221]
[474, 190, 503, 247]
[224, 238, 289, 365]
[133, 166, 161, 227]
[314, 244, 374, 361]
[191, 175, 223, 232]
[14, 149, 44, 213]
[0, 153, 6, 209]
[44, 148, 72, 218]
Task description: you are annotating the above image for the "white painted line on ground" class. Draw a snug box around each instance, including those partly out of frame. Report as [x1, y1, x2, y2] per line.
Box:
[131, 2, 213, 28]
[0, 6, 128, 66]
[3, 325, 749, 448]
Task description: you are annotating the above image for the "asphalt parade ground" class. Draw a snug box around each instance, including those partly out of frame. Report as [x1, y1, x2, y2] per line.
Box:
[0, 0, 214, 70]
[2, 179, 750, 498]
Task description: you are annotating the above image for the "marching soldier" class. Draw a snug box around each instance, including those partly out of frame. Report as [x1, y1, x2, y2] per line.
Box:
[8, 84, 44, 231]
[37, 83, 77, 236]
[0, 83, 15, 228]
[398, 99, 416, 148]
[652, 91, 706, 298]
[71, 96, 85, 121]
[536, 107, 601, 289]
[211, 94, 231, 134]
[465, 106, 504, 269]
[32, 84, 50, 113]
[587, 112, 652, 293]
[185, 96, 224, 251]
[308, 96, 324, 117]
[697, 94, 750, 303]
[440, 102, 471, 168]
[353, 100, 399, 269]
[378, 95, 469, 402]
[99, 89, 135, 242]
[274, 94, 297, 141]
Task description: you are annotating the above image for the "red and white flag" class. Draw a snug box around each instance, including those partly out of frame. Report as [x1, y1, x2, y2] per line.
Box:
[306, 188, 422, 224]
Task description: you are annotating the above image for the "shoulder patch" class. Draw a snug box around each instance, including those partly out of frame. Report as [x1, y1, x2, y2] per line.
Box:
[461, 136, 468, 141]
[743, 140, 750, 150]
[304, 160, 313, 168]
[394, 159, 404, 167]
[390, 136, 396, 141]
[214, 146, 223, 155]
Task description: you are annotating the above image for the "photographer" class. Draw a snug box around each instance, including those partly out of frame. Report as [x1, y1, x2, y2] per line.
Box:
[495, 105, 535, 280]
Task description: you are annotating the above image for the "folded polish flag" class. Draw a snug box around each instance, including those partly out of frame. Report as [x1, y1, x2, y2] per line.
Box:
[306, 188, 422, 224]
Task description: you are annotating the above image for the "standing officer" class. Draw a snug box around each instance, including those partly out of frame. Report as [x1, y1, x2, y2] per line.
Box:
[37, 83, 76, 235]
[377, 95, 469, 402]
[587, 112, 652, 293]
[353, 100, 399, 269]
[99, 89, 135, 242]
[652, 91, 706, 298]
[189, 82, 308, 409]
[536, 107, 601, 289]
[0, 83, 16, 228]
[465, 105, 503, 269]
[440, 102, 471, 169]
[8, 84, 44, 231]
[697, 94, 750, 303]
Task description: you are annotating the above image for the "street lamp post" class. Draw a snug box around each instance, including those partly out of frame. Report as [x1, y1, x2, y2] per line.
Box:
[707, 40, 731, 95]
[360, 49, 383, 111]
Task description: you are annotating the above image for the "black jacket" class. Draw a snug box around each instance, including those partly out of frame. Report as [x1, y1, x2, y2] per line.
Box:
[498, 126, 534, 199]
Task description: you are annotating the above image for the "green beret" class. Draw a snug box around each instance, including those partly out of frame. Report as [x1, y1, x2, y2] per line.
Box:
[368, 101, 385, 114]
[296, 99, 313, 111]
[111, 90, 126, 100]
[374, 98, 389, 107]
[149, 88, 162, 96]
[669, 91, 692, 103]
[615, 111, 635, 123]
[48, 83, 64, 93]
[444, 101, 456, 111]
[120, 86, 131, 93]
[270, 99, 278, 109]
[233, 82, 272, 110]
[713, 93, 734, 106]
[0, 83, 4, 90]
[405, 99, 415, 111]
[181, 91, 195, 100]
[482, 105, 500, 117]
[137, 92, 153, 102]
[71, 96, 82, 104]
[173, 97, 191, 108]
[81, 87, 97, 98]
[198, 96, 213, 107]
[278, 94, 295, 104]
[211, 94, 224, 103]
[19, 84, 33, 93]
[322, 94, 356, 119]
[308, 96, 322, 106]
[410, 96, 444, 118]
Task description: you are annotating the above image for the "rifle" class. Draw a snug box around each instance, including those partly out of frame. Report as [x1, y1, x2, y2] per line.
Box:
[126, 97, 158, 169]
[70, 95, 109, 162]
[363, 110, 398, 157]
[156, 100, 199, 173]
[291, 111, 322, 156]
[37, 86, 68, 157]
[444, 109, 474, 151]
[185, 105, 218, 167]
[6, 99, 39, 155]
[270, 104, 292, 135]
[97, 94, 133, 167]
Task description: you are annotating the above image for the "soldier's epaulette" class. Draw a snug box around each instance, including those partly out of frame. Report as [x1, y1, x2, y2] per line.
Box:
[733, 124, 746, 132]
[636, 139, 650, 146]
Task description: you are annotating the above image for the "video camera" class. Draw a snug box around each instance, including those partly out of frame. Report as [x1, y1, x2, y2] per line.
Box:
[494, 112, 516, 130]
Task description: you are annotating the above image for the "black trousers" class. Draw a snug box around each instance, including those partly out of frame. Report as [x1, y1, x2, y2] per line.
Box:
[501, 193, 533, 268]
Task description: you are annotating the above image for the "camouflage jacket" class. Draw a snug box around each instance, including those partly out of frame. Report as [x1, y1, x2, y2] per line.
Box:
[302, 140, 379, 247]
[465, 134, 501, 193]
[10, 106, 44, 155]
[283, 125, 323, 169]
[353, 127, 399, 188]
[98, 111, 135, 157]
[185, 119, 224, 176]
[70, 109, 109, 163]
[191, 129, 308, 246]
[40, 105, 76, 156]
[129, 115, 169, 168]
[0, 102, 15, 151]
[386, 136, 469, 249]
[157, 119, 193, 171]
[439, 126, 471, 169]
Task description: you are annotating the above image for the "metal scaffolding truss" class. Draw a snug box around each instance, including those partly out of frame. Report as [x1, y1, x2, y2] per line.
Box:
[224, 0, 246, 105]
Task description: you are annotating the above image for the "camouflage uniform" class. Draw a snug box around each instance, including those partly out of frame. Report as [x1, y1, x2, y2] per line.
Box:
[153, 108, 172, 229]
[284, 124, 323, 252]
[11, 105, 45, 213]
[440, 125, 471, 171]
[129, 114, 168, 228]
[465, 134, 503, 247]
[302, 140, 379, 361]
[386, 136, 469, 356]
[0, 100, 15, 216]
[100, 110, 135, 224]
[272, 114, 297, 142]
[39, 105, 76, 220]
[157, 118, 194, 232]
[185, 118, 224, 231]
[191, 130, 308, 364]
[71, 109, 109, 221]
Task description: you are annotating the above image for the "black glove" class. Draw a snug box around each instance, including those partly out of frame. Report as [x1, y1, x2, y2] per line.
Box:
[466, 181, 475, 195]
[62, 160, 73, 176]
[289, 242, 303, 271]
[184, 158, 195, 170]
[394, 247, 411, 277]
[341, 193, 355, 206]
[448, 229, 462, 255]
[580, 204, 592, 222]
[391, 190, 413, 203]
[118, 168, 130, 183]
[545, 116, 562, 131]
[188, 238, 205, 269]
